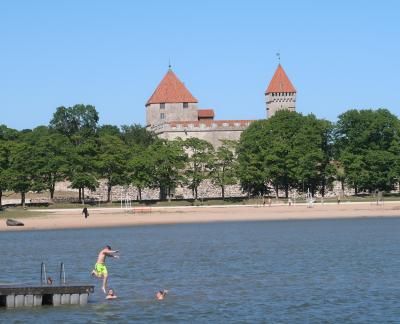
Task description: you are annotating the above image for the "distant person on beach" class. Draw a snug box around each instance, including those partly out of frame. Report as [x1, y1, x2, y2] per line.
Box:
[91, 245, 119, 294]
[337, 196, 341, 204]
[82, 207, 89, 219]
[156, 290, 168, 300]
[47, 277, 53, 285]
[106, 288, 118, 299]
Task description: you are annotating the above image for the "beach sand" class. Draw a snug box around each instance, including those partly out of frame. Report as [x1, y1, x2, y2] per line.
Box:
[1, 202, 400, 232]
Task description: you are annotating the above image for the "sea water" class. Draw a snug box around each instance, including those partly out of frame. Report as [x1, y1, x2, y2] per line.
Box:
[1, 218, 400, 323]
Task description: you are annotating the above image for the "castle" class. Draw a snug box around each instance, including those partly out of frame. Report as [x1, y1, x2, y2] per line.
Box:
[146, 64, 296, 146]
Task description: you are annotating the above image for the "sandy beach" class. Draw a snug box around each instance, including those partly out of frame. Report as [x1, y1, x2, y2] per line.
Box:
[1, 201, 400, 232]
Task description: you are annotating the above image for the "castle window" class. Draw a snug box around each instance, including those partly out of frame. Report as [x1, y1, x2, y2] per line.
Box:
[160, 113, 165, 119]
[160, 103, 165, 109]
[183, 102, 188, 108]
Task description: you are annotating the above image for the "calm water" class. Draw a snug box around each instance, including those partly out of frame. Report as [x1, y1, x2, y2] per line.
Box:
[1, 218, 400, 323]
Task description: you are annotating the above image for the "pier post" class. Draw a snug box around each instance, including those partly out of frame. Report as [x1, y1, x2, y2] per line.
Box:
[15, 295, 24, 307]
[70, 293, 79, 305]
[24, 295, 34, 306]
[34, 295, 42, 306]
[52, 294, 61, 306]
[79, 293, 88, 305]
[6, 295, 15, 308]
[61, 294, 70, 305]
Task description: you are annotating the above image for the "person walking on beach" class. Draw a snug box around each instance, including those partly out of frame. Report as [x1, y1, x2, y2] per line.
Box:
[82, 207, 89, 219]
[91, 245, 119, 293]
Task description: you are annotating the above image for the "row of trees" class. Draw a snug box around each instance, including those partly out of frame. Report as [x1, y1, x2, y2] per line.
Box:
[0, 104, 237, 206]
[237, 109, 400, 197]
[1, 105, 399, 206]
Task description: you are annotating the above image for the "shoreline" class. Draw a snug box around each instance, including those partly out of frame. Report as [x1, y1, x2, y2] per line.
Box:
[1, 202, 400, 232]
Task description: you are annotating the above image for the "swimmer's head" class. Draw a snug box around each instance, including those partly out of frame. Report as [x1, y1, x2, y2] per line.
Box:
[107, 289, 114, 296]
[106, 245, 111, 250]
[156, 290, 168, 300]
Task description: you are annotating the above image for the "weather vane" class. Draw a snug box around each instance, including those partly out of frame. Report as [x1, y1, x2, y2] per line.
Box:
[168, 58, 172, 70]
[276, 52, 281, 63]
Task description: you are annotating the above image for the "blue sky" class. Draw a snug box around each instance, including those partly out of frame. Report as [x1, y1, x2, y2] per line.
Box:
[1, 1, 399, 130]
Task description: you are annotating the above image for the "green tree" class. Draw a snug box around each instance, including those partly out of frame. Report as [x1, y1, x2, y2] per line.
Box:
[9, 141, 37, 206]
[96, 134, 129, 202]
[50, 105, 100, 200]
[334, 109, 400, 193]
[0, 141, 11, 209]
[149, 139, 187, 200]
[121, 124, 156, 148]
[238, 111, 303, 198]
[291, 115, 334, 196]
[210, 140, 238, 199]
[98, 124, 121, 137]
[69, 139, 99, 202]
[49, 104, 99, 146]
[183, 138, 214, 200]
[23, 126, 72, 200]
[128, 148, 153, 201]
[0, 125, 17, 208]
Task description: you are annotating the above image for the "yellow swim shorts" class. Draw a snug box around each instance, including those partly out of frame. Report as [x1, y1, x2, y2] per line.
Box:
[95, 263, 108, 276]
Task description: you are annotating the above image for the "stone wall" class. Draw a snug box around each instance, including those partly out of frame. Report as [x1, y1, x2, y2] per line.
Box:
[55, 179, 353, 202]
[153, 120, 252, 147]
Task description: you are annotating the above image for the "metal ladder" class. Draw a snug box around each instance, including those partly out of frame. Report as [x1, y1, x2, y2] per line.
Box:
[40, 262, 66, 285]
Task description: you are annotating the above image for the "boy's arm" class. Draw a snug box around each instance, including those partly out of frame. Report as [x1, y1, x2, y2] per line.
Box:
[105, 250, 119, 257]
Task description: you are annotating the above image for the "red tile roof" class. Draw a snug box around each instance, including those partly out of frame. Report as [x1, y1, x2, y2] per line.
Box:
[198, 109, 215, 118]
[169, 120, 254, 128]
[146, 69, 198, 105]
[265, 64, 296, 94]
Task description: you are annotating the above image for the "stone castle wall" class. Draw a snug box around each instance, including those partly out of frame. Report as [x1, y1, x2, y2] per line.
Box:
[152, 120, 252, 147]
[56, 179, 353, 202]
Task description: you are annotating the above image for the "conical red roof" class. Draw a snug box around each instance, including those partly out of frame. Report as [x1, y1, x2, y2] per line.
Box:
[146, 69, 198, 105]
[265, 64, 296, 94]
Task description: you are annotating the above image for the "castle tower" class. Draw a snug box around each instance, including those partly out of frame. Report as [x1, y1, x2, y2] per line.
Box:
[265, 64, 296, 118]
[146, 68, 198, 127]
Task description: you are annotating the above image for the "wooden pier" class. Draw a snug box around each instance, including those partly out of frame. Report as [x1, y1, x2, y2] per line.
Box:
[0, 285, 94, 308]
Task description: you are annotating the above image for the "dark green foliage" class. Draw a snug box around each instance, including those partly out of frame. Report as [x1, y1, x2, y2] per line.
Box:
[148, 139, 187, 200]
[96, 133, 130, 202]
[121, 124, 156, 147]
[334, 109, 400, 193]
[183, 138, 214, 200]
[237, 111, 334, 197]
[210, 140, 238, 199]
[49, 104, 99, 146]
